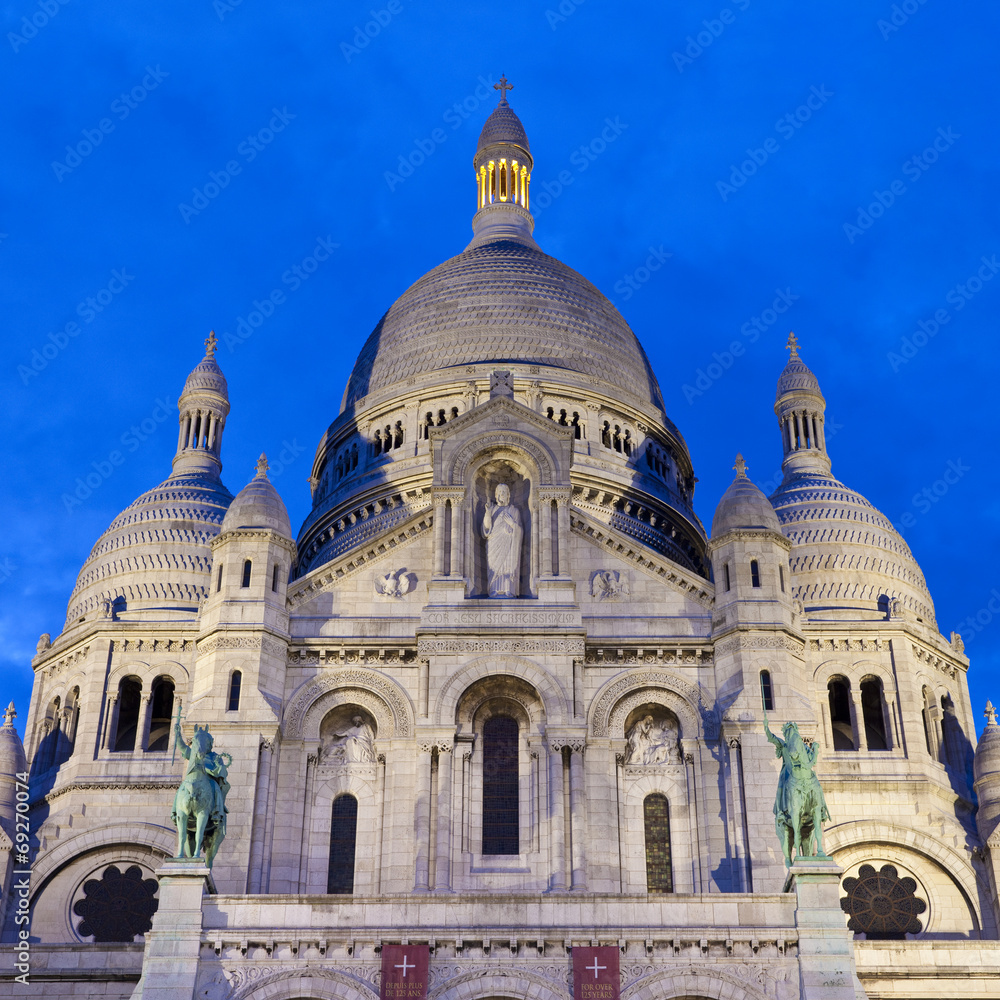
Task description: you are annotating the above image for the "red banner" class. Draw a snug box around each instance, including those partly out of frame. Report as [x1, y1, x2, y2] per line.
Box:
[572, 946, 620, 1000]
[380, 945, 429, 1000]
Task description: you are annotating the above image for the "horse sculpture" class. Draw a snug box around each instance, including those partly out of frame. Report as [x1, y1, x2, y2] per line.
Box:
[171, 718, 231, 868]
[764, 714, 831, 866]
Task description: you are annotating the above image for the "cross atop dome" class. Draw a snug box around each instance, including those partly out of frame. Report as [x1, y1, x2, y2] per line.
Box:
[3, 702, 15, 727]
[205, 330, 218, 357]
[494, 75, 513, 103]
[786, 331, 800, 359]
[256, 452, 270, 478]
[987, 700, 997, 726]
[733, 453, 748, 478]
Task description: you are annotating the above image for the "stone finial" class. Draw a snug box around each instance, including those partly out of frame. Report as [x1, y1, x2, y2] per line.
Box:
[733, 453, 748, 478]
[786, 331, 800, 358]
[204, 330, 218, 357]
[35, 633, 51, 653]
[494, 74, 513, 103]
[3, 702, 15, 728]
[255, 453, 269, 478]
[986, 701, 997, 727]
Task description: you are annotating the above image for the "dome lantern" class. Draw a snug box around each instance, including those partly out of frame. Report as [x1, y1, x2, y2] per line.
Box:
[172, 331, 230, 479]
[470, 77, 536, 247]
[774, 333, 831, 478]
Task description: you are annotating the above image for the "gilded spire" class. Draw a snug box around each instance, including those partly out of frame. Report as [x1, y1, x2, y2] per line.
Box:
[733, 453, 748, 478]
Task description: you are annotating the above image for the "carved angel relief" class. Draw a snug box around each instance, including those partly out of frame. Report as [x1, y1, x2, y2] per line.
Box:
[373, 568, 415, 600]
[591, 570, 630, 601]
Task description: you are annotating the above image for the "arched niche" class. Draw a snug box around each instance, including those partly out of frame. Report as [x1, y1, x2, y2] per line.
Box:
[470, 457, 533, 598]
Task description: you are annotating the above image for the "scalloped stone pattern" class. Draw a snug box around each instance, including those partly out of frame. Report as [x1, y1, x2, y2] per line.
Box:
[65, 473, 234, 624]
[770, 472, 936, 623]
[342, 240, 664, 411]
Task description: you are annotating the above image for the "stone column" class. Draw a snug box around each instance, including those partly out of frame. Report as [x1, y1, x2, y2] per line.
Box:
[786, 857, 861, 1000]
[449, 500, 464, 579]
[137, 693, 152, 752]
[432, 497, 447, 577]
[131, 859, 215, 1000]
[555, 496, 571, 577]
[568, 743, 587, 889]
[435, 744, 453, 891]
[547, 744, 566, 891]
[414, 745, 433, 891]
[538, 497, 553, 576]
[247, 737, 274, 893]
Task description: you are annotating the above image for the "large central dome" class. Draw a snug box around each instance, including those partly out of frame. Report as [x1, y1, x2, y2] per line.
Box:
[341, 239, 664, 412]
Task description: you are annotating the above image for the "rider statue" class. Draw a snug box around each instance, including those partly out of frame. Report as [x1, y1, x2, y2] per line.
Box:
[764, 713, 831, 866]
[171, 715, 231, 868]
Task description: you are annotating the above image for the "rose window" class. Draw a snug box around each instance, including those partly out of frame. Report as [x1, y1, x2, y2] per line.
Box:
[73, 864, 159, 942]
[840, 863, 926, 938]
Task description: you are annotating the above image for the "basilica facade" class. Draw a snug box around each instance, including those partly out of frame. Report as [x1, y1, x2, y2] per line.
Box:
[2, 92, 999, 1000]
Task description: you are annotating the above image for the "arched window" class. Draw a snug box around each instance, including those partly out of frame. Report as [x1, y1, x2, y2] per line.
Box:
[760, 670, 774, 712]
[327, 794, 358, 894]
[750, 559, 761, 588]
[227, 671, 242, 712]
[216, 563, 224, 592]
[860, 677, 888, 750]
[828, 678, 855, 751]
[146, 677, 174, 752]
[271, 563, 280, 592]
[113, 677, 142, 752]
[482, 715, 519, 855]
[643, 794, 673, 893]
[241, 559, 252, 588]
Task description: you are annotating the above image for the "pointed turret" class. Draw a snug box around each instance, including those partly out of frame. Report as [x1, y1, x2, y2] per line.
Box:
[469, 76, 536, 247]
[774, 333, 831, 478]
[0, 703, 27, 841]
[172, 331, 230, 479]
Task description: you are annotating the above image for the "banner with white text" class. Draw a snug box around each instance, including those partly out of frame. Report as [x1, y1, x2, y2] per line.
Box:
[380, 945, 429, 1000]
[572, 946, 620, 1000]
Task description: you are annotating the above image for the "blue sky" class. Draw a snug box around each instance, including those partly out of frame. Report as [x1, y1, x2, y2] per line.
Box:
[2, 1, 998, 737]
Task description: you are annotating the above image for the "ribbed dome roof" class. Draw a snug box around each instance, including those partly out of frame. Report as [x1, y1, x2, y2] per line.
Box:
[182, 351, 228, 399]
[770, 471, 935, 623]
[775, 354, 822, 401]
[65, 472, 234, 625]
[477, 99, 530, 154]
[712, 465, 782, 536]
[342, 239, 664, 410]
[221, 458, 291, 537]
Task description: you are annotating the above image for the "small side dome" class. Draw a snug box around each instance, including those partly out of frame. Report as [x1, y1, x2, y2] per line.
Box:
[974, 701, 1000, 786]
[221, 454, 291, 537]
[0, 703, 27, 839]
[712, 454, 782, 537]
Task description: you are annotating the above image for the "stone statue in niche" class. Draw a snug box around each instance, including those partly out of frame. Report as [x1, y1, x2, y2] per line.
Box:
[481, 483, 523, 598]
[624, 713, 680, 765]
[323, 715, 376, 764]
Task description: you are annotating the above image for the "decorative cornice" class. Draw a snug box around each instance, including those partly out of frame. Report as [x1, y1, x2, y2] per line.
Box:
[714, 633, 804, 657]
[584, 646, 711, 666]
[197, 633, 287, 657]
